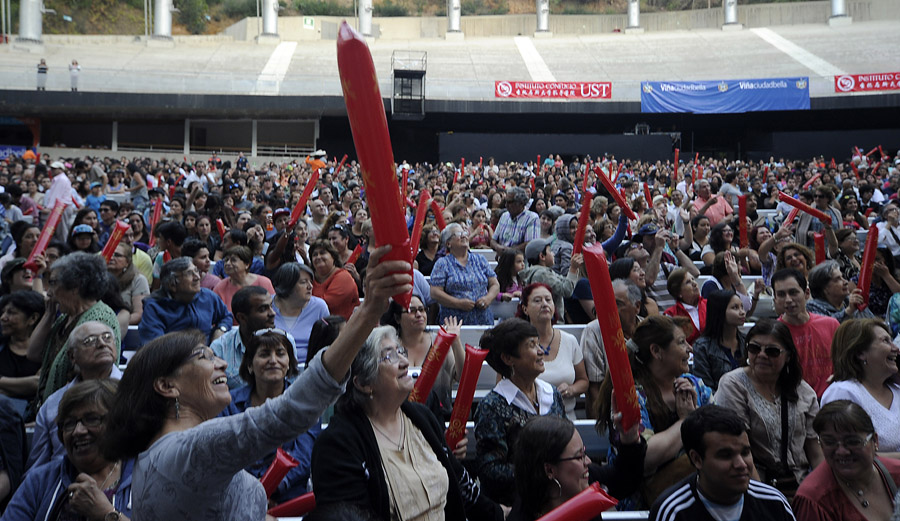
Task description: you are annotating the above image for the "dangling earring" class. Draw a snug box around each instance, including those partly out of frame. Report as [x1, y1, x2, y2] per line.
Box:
[174, 397, 181, 419]
[550, 478, 562, 498]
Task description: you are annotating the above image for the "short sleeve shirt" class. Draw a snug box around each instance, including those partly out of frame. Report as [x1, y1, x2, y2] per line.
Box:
[493, 210, 540, 247]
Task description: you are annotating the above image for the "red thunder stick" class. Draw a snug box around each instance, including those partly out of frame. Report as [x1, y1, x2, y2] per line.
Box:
[865, 208, 874, 219]
[777, 192, 832, 226]
[409, 327, 456, 403]
[169, 174, 185, 199]
[866, 146, 879, 157]
[24, 200, 66, 273]
[453, 167, 459, 186]
[401, 168, 408, 199]
[460, 157, 465, 177]
[643, 182, 652, 207]
[259, 447, 298, 498]
[582, 162, 592, 193]
[851, 162, 859, 179]
[346, 243, 364, 265]
[814, 232, 826, 265]
[335, 154, 348, 174]
[537, 155, 541, 172]
[445, 344, 489, 451]
[614, 161, 625, 184]
[536, 482, 618, 521]
[595, 166, 637, 221]
[802, 173, 821, 190]
[216, 218, 226, 240]
[583, 244, 640, 430]
[857, 222, 879, 311]
[783, 207, 800, 227]
[100, 221, 131, 262]
[738, 195, 748, 248]
[147, 199, 163, 247]
[337, 22, 413, 309]
[673, 148, 680, 185]
[479, 156, 483, 170]
[430, 199, 447, 230]
[409, 190, 432, 259]
[572, 191, 593, 255]
[879, 145, 885, 158]
[71, 196, 81, 209]
[267, 491, 316, 517]
[405, 196, 418, 209]
[287, 169, 320, 229]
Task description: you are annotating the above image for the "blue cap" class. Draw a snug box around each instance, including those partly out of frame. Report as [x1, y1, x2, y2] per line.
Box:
[72, 224, 94, 235]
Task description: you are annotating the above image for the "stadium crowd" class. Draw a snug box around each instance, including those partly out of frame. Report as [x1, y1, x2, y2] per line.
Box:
[1, 147, 900, 520]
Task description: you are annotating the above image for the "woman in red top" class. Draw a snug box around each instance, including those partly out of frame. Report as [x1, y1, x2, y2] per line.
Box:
[663, 268, 707, 345]
[310, 239, 359, 320]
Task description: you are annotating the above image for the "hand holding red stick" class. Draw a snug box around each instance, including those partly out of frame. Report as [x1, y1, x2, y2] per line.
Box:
[777, 192, 832, 226]
[259, 447, 298, 498]
[430, 199, 447, 230]
[536, 482, 618, 521]
[409, 327, 456, 403]
[24, 200, 66, 273]
[594, 166, 637, 221]
[101, 221, 131, 262]
[783, 207, 800, 227]
[445, 344, 489, 451]
[802, 173, 821, 190]
[347, 243, 364, 265]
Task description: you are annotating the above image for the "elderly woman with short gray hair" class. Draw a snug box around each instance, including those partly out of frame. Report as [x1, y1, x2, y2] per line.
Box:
[806, 260, 873, 323]
[26, 252, 121, 415]
[311, 325, 505, 520]
[430, 222, 500, 325]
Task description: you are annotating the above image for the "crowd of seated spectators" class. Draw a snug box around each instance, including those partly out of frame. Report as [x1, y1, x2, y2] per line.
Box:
[2, 148, 900, 520]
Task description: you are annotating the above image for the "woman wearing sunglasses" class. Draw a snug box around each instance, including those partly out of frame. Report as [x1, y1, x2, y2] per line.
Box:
[793, 400, 900, 521]
[715, 319, 823, 500]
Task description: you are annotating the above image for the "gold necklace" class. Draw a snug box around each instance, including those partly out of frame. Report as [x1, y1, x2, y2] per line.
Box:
[99, 460, 120, 490]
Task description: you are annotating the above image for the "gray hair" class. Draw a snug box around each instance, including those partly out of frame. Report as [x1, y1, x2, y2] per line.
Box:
[440, 223, 464, 250]
[808, 260, 840, 301]
[159, 257, 193, 294]
[612, 278, 642, 306]
[51, 252, 109, 301]
[343, 326, 399, 412]
[271, 262, 314, 299]
[694, 179, 710, 191]
[508, 186, 529, 205]
[67, 321, 116, 361]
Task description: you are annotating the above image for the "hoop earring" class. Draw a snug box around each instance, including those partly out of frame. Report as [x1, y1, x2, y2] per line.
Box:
[174, 397, 181, 419]
[550, 478, 562, 499]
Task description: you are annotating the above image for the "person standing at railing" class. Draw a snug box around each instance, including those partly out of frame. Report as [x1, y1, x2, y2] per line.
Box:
[36, 59, 48, 91]
[68, 60, 81, 92]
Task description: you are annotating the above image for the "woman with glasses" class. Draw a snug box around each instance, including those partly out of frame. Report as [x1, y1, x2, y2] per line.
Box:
[793, 400, 900, 521]
[806, 260, 873, 322]
[271, 262, 329, 364]
[101, 246, 412, 520]
[218, 329, 315, 505]
[822, 319, 900, 454]
[312, 325, 505, 520]
[715, 319, 823, 500]
[381, 295, 463, 421]
[107, 242, 150, 327]
[4, 380, 134, 521]
[430, 223, 500, 326]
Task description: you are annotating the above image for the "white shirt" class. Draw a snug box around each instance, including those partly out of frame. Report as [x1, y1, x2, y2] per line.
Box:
[821, 380, 900, 452]
[492, 378, 555, 415]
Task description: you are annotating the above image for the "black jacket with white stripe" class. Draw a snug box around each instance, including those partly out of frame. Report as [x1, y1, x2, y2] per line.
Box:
[650, 472, 796, 521]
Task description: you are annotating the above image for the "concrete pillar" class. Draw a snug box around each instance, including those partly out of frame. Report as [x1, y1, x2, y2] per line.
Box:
[261, 0, 278, 35]
[17, 0, 43, 43]
[722, 0, 742, 30]
[251, 120, 258, 158]
[447, 0, 461, 33]
[153, 0, 172, 39]
[625, 0, 643, 34]
[358, 0, 373, 37]
[828, 0, 852, 26]
[183, 119, 190, 157]
[111, 121, 118, 152]
[535, 0, 550, 36]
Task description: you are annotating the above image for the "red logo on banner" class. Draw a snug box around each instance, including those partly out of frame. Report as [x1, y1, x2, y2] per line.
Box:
[495, 81, 612, 99]
[834, 72, 900, 93]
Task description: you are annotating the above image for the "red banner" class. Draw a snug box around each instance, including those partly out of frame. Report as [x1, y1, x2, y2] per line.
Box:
[835, 72, 900, 93]
[495, 81, 612, 99]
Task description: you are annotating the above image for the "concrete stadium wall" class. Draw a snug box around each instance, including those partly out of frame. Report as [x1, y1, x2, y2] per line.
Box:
[224, 0, 899, 40]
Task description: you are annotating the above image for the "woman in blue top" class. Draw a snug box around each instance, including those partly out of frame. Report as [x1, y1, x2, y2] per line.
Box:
[271, 262, 329, 363]
[219, 329, 317, 505]
[430, 223, 500, 325]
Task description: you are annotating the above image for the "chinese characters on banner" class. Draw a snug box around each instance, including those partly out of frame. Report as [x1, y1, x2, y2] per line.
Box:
[494, 81, 612, 99]
[834, 72, 900, 93]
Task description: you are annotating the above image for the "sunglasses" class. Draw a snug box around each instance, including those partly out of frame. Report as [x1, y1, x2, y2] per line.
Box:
[747, 342, 785, 358]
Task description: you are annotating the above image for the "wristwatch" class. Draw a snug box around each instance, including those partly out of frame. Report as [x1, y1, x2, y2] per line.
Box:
[104, 511, 122, 521]
[218, 325, 229, 333]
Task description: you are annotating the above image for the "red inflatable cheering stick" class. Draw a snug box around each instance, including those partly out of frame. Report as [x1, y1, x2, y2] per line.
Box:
[814, 232, 826, 265]
[346, 243, 364, 265]
[216, 218, 226, 240]
[259, 447, 298, 498]
[783, 207, 800, 227]
[267, 492, 316, 517]
[430, 199, 448, 230]
[147, 199, 164, 248]
[571, 191, 593, 255]
[409, 327, 456, 403]
[536, 483, 618, 521]
[337, 21, 413, 309]
[594, 166, 637, 221]
[857, 222, 879, 311]
[445, 344, 489, 451]
[24, 200, 66, 273]
[101, 221, 131, 262]
[738, 195, 748, 248]
[777, 192, 832, 226]
[287, 170, 320, 229]
[409, 190, 432, 257]
[583, 244, 640, 431]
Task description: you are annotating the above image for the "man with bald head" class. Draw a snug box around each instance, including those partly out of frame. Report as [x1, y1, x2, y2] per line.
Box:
[27, 321, 122, 470]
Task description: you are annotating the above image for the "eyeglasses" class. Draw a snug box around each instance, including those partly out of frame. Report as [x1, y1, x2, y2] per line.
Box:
[814, 194, 829, 200]
[818, 433, 874, 450]
[189, 347, 216, 361]
[556, 446, 589, 463]
[450, 232, 469, 240]
[81, 331, 114, 348]
[404, 306, 427, 315]
[111, 252, 127, 259]
[61, 413, 105, 434]
[747, 342, 785, 358]
[380, 346, 409, 364]
[254, 328, 289, 339]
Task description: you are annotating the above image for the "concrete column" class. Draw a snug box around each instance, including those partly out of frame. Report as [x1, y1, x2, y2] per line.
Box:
[722, 0, 742, 30]
[111, 121, 118, 152]
[261, 0, 278, 35]
[447, 0, 460, 32]
[828, 0, 852, 26]
[625, 0, 643, 33]
[358, 0, 373, 37]
[153, 0, 172, 39]
[251, 120, 258, 158]
[183, 119, 190, 157]
[17, 0, 43, 43]
[535, 0, 550, 36]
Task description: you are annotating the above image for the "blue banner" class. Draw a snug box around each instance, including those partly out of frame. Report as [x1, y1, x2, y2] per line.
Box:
[641, 77, 810, 114]
[0, 146, 26, 159]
